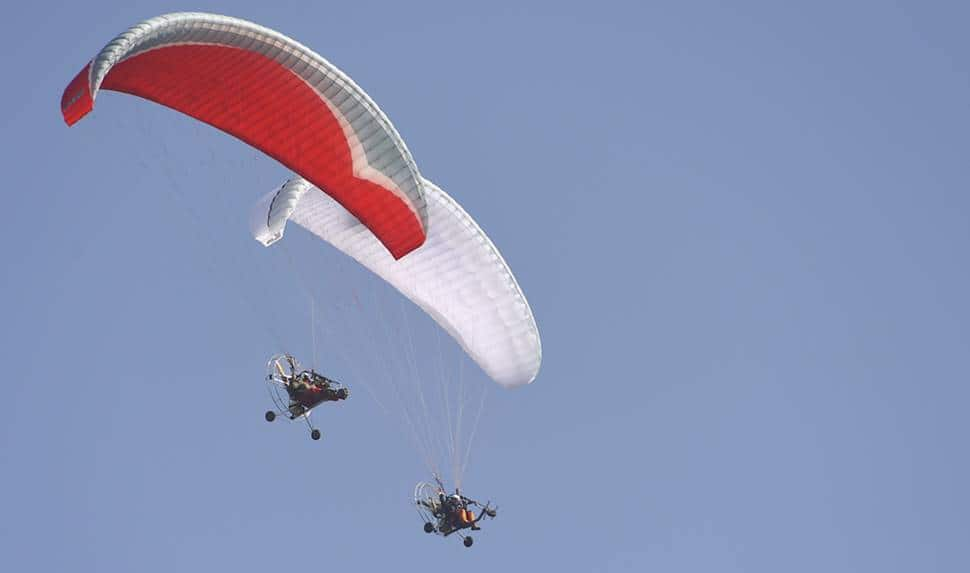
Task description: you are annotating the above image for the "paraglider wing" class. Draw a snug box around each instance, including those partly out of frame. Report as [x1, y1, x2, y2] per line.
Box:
[61, 12, 426, 259]
[252, 176, 542, 387]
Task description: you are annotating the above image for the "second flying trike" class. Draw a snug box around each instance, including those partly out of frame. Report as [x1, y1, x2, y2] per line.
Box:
[415, 476, 497, 547]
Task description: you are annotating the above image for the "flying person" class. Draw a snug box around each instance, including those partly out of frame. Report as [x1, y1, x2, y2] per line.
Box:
[275, 355, 349, 409]
[438, 491, 493, 531]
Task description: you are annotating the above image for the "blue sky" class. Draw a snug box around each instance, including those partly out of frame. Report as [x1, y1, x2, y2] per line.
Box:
[2, 1, 969, 571]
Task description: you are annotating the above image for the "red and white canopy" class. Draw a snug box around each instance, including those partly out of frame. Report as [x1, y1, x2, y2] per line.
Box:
[61, 12, 427, 259]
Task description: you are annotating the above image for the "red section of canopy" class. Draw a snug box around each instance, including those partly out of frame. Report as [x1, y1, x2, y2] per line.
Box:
[60, 45, 425, 259]
[61, 62, 93, 126]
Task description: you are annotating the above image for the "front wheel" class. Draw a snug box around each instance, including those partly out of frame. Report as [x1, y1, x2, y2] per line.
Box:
[463, 536, 474, 548]
[264, 411, 276, 422]
[311, 429, 321, 440]
[424, 522, 435, 533]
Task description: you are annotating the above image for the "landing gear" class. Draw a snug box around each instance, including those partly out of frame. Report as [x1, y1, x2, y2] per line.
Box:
[424, 522, 435, 533]
[264, 411, 276, 422]
[310, 428, 321, 440]
[463, 536, 473, 548]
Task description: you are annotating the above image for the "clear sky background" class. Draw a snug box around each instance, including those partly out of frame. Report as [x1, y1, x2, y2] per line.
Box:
[2, 1, 969, 571]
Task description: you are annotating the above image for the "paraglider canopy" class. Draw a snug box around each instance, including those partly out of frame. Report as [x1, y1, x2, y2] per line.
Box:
[61, 12, 427, 259]
[252, 177, 542, 387]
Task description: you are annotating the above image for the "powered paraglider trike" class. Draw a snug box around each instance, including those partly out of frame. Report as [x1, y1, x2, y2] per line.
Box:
[264, 353, 349, 440]
[414, 476, 497, 547]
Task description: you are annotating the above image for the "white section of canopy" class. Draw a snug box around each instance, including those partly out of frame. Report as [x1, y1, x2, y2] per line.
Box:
[252, 177, 541, 387]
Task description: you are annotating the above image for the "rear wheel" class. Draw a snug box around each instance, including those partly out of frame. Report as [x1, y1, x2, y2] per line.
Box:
[264, 411, 276, 422]
[463, 536, 473, 547]
[311, 429, 321, 440]
[424, 522, 435, 533]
